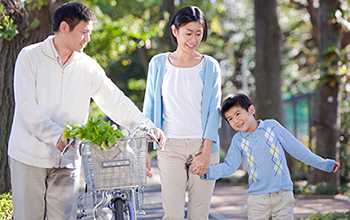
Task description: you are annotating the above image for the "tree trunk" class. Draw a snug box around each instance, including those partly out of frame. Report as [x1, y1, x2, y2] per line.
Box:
[253, 0, 282, 121]
[0, 0, 63, 194]
[309, 0, 341, 186]
[0, 38, 18, 194]
[254, 0, 294, 175]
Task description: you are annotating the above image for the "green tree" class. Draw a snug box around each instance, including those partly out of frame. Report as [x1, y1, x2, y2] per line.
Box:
[279, 0, 350, 185]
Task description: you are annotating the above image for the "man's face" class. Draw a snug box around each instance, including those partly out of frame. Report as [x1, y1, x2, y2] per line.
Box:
[64, 20, 93, 52]
[224, 105, 256, 132]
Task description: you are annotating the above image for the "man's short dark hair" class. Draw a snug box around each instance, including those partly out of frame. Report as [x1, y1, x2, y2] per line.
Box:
[221, 94, 253, 118]
[52, 2, 95, 32]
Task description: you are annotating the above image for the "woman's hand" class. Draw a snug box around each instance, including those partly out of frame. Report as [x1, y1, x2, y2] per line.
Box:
[190, 139, 212, 176]
[191, 151, 210, 176]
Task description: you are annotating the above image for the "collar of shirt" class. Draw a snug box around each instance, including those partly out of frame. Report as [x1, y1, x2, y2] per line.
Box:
[41, 35, 79, 67]
[239, 119, 266, 138]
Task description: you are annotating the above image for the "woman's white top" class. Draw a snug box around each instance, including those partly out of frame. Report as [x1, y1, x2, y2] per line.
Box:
[162, 55, 203, 138]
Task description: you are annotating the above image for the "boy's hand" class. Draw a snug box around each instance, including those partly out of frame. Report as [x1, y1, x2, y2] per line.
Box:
[191, 151, 210, 176]
[332, 161, 340, 173]
[191, 139, 212, 176]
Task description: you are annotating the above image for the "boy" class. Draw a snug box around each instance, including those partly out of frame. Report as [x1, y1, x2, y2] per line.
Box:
[202, 94, 339, 220]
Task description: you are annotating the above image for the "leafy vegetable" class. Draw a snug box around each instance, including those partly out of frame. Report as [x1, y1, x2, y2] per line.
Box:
[64, 117, 124, 150]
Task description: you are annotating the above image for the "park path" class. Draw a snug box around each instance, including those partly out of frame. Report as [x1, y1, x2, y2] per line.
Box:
[139, 165, 350, 220]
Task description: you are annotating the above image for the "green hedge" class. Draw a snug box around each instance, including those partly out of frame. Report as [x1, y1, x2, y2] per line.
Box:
[299, 212, 350, 220]
[0, 193, 12, 220]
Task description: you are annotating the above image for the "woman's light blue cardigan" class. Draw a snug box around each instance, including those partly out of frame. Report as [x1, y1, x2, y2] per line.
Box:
[143, 53, 222, 153]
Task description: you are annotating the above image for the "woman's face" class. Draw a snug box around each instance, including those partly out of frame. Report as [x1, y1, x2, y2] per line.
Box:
[172, 21, 204, 52]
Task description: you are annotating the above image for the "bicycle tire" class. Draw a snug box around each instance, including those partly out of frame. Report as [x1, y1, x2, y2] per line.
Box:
[113, 198, 125, 220]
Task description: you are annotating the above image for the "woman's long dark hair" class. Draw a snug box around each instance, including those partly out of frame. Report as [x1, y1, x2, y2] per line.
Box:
[169, 6, 208, 44]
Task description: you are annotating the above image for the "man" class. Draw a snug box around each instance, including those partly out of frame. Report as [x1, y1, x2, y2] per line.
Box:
[8, 2, 165, 219]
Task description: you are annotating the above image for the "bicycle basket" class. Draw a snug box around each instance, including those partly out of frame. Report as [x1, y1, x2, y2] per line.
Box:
[80, 135, 148, 191]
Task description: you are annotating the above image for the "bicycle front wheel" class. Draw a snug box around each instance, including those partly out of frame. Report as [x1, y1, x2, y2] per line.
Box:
[113, 198, 125, 220]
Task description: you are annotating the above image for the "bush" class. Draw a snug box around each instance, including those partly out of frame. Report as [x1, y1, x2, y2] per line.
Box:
[294, 182, 338, 195]
[299, 212, 350, 220]
[0, 193, 13, 220]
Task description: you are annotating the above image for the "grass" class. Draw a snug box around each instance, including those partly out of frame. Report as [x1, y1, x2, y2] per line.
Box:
[298, 212, 350, 220]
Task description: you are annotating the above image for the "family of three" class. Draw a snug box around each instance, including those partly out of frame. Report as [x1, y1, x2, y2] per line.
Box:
[8, 2, 340, 220]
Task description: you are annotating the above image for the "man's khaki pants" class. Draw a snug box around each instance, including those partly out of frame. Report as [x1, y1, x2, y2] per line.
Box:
[157, 138, 219, 220]
[247, 190, 295, 220]
[10, 158, 80, 220]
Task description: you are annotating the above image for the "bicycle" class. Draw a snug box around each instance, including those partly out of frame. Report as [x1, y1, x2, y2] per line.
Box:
[67, 128, 155, 220]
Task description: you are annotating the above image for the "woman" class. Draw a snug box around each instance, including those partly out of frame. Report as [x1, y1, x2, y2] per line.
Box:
[143, 6, 221, 220]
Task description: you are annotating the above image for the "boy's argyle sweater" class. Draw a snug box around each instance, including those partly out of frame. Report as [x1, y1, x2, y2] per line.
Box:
[204, 119, 336, 195]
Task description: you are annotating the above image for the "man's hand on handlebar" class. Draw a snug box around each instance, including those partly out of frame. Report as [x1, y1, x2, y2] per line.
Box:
[56, 135, 68, 152]
[148, 128, 166, 150]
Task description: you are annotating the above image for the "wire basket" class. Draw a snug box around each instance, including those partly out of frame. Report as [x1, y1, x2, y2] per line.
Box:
[80, 135, 148, 191]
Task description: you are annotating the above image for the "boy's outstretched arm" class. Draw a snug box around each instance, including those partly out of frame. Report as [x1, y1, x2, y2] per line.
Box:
[203, 137, 242, 180]
[273, 120, 339, 173]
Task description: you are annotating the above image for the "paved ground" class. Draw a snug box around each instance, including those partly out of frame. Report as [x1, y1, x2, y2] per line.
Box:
[139, 166, 350, 220]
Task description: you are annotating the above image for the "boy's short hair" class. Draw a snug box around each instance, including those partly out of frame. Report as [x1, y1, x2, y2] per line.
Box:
[221, 94, 253, 118]
[52, 2, 95, 32]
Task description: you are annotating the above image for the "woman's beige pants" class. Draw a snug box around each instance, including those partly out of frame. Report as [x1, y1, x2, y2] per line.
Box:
[157, 138, 219, 220]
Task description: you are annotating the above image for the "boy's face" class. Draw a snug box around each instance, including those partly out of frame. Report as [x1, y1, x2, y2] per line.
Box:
[224, 105, 256, 132]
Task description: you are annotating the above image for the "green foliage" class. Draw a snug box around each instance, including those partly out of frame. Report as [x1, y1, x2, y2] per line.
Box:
[0, 3, 18, 40]
[0, 193, 13, 220]
[29, 18, 40, 30]
[318, 44, 349, 88]
[106, 54, 148, 108]
[339, 184, 350, 198]
[211, 1, 255, 95]
[294, 182, 338, 195]
[299, 212, 350, 220]
[279, 0, 320, 96]
[64, 117, 124, 150]
[84, 0, 165, 68]
[24, 0, 47, 11]
[127, 78, 146, 106]
[89, 101, 106, 119]
[339, 91, 350, 185]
